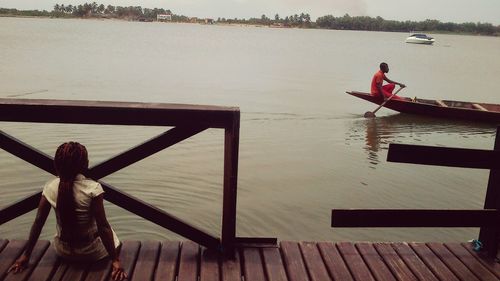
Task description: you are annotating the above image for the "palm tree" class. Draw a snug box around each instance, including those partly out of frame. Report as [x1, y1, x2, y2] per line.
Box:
[105, 5, 115, 14]
[82, 3, 92, 16]
[97, 4, 105, 14]
[53, 4, 60, 12]
[304, 13, 311, 24]
[91, 2, 98, 14]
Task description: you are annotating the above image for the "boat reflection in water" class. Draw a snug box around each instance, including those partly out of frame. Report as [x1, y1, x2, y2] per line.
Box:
[349, 114, 496, 168]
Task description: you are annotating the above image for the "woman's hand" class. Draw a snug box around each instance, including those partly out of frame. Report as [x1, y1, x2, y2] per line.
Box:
[8, 254, 29, 274]
[111, 259, 128, 281]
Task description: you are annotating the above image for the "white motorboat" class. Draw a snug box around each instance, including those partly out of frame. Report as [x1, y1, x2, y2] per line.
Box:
[405, 33, 435, 45]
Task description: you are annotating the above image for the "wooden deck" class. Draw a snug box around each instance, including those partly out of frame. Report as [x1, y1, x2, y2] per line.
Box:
[1, 240, 500, 281]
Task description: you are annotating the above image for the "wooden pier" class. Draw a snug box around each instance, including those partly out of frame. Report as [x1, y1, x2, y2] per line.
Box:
[1, 239, 500, 281]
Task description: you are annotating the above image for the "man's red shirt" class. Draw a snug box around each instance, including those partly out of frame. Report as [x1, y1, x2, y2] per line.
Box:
[371, 70, 385, 95]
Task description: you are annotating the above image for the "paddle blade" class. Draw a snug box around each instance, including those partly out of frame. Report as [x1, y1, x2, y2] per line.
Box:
[364, 111, 376, 118]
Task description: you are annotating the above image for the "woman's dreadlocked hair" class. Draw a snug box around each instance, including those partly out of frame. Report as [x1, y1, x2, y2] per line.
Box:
[54, 142, 89, 245]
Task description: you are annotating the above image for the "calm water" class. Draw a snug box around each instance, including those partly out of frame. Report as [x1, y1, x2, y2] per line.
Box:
[1, 17, 500, 243]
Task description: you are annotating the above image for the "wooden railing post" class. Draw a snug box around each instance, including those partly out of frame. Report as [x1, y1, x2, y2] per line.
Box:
[479, 127, 500, 257]
[221, 111, 240, 255]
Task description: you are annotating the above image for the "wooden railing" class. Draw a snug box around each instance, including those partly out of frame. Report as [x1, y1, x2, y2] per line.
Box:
[332, 127, 500, 257]
[0, 98, 256, 254]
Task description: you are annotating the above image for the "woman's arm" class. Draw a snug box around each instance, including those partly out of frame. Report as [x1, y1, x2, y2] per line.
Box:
[8, 195, 51, 274]
[92, 194, 127, 281]
[92, 194, 117, 259]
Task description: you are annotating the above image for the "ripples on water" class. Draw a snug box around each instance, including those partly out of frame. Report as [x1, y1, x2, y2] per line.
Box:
[346, 114, 496, 168]
[343, 114, 495, 239]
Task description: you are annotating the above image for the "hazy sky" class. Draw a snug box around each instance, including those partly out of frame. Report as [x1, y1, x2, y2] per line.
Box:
[1, 0, 499, 24]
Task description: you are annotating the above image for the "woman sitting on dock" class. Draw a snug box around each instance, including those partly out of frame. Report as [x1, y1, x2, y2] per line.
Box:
[8, 142, 127, 281]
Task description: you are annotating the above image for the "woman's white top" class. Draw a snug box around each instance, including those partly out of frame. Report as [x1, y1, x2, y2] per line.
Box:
[42, 174, 120, 261]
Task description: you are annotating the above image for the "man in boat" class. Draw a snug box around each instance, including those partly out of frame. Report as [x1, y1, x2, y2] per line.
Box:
[371, 62, 406, 101]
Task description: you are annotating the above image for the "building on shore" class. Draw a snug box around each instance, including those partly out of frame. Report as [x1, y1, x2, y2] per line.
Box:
[157, 14, 172, 21]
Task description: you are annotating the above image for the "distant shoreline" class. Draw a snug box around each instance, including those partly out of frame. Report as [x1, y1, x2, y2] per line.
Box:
[0, 14, 47, 19]
[0, 14, 493, 37]
[1, 9, 498, 37]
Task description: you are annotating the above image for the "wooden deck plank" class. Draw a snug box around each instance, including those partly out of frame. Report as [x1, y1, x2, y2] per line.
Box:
[3, 240, 500, 281]
[262, 247, 288, 281]
[84, 241, 126, 281]
[299, 242, 331, 281]
[60, 261, 90, 281]
[461, 242, 500, 279]
[242, 248, 266, 281]
[356, 242, 397, 281]
[427, 242, 480, 281]
[131, 240, 161, 281]
[51, 262, 69, 281]
[154, 241, 180, 281]
[281, 241, 309, 281]
[0, 239, 8, 252]
[177, 241, 199, 281]
[84, 258, 112, 281]
[200, 248, 220, 281]
[0, 240, 27, 280]
[26, 244, 60, 281]
[3, 240, 50, 281]
[409, 242, 460, 281]
[106, 241, 141, 281]
[337, 242, 375, 281]
[391, 243, 439, 281]
[373, 243, 417, 281]
[221, 249, 241, 281]
[445, 243, 498, 281]
[317, 242, 354, 281]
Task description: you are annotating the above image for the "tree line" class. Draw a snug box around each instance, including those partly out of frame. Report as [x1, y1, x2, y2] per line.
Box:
[316, 14, 499, 36]
[218, 13, 312, 28]
[50, 3, 188, 21]
[0, 8, 51, 17]
[1, 2, 499, 36]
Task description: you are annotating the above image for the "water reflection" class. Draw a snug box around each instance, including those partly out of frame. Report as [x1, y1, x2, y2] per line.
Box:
[349, 114, 496, 167]
[365, 118, 382, 166]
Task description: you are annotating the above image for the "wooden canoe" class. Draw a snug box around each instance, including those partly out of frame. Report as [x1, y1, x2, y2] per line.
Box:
[347, 91, 500, 123]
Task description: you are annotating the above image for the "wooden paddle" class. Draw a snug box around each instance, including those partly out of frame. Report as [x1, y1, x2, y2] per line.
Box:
[364, 86, 405, 118]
